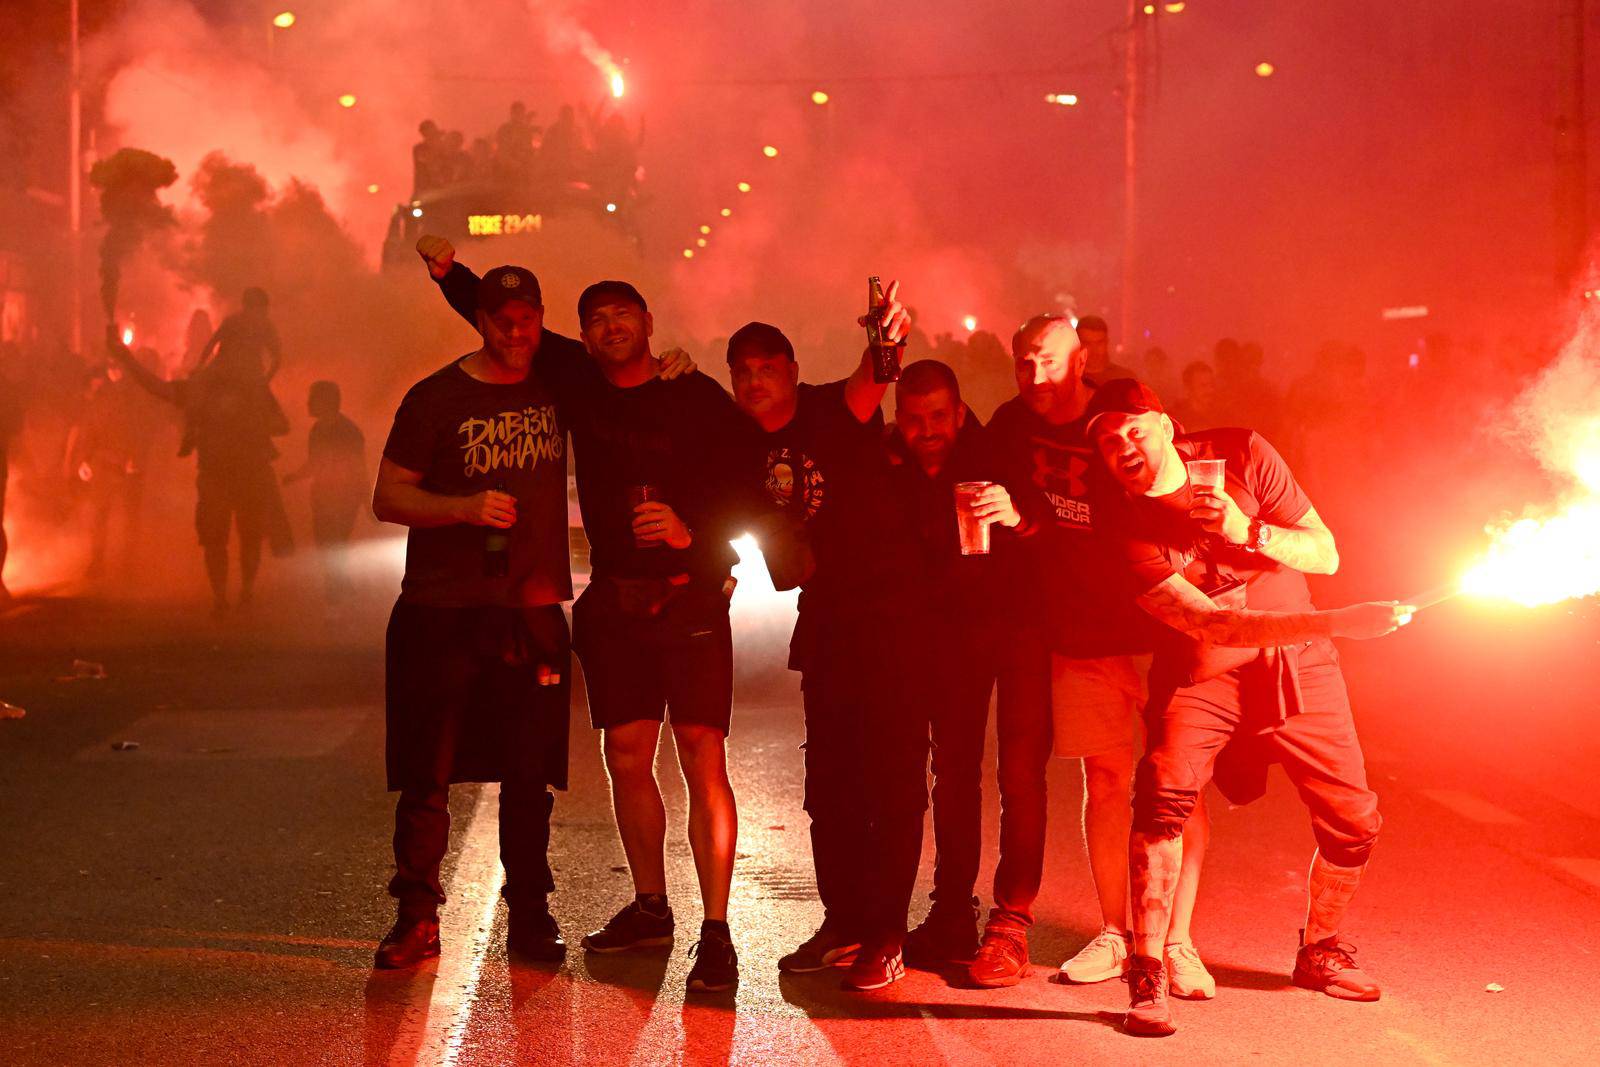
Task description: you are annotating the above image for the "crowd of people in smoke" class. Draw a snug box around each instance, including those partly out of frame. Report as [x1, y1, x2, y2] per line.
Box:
[411, 100, 642, 209]
[0, 289, 366, 613]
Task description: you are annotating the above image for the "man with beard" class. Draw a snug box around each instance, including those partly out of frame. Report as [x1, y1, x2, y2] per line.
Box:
[418, 238, 752, 994]
[1084, 379, 1410, 1037]
[721, 308, 962, 994]
[371, 266, 572, 969]
[883, 360, 1029, 972]
[983, 316, 1212, 994]
[107, 325, 289, 618]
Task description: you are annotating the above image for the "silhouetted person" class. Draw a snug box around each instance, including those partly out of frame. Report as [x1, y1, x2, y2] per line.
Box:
[591, 113, 640, 204]
[496, 101, 538, 185]
[1074, 314, 1139, 385]
[0, 342, 24, 605]
[108, 324, 289, 618]
[200, 287, 282, 381]
[284, 380, 367, 604]
[1213, 337, 1281, 441]
[439, 130, 471, 187]
[538, 105, 580, 188]
[1167, 360, 1219, 434]
[412, 120, 444, 195]
[63, 358, 159, 581]
[182, 308, 214, 375]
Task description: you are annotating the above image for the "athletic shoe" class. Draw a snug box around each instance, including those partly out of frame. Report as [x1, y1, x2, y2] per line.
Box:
[904, 904, 980, 967]
[580, 900, 675, 953]
[1293, 932, 1381, 1001]
[374, 916, 441, 969]
[778, 923, 861, 974]
[1059, 926, 1131, 983]
[1122, 954, 1176, 1037]
[842, 945, 906, 991]
[967, 927, 1030, 988]
[507, 907, 566, 962]
[686, 928, 740, 993]
[1164, 939, 1216, 1000]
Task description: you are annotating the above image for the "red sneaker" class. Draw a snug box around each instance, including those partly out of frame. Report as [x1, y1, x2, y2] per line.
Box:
[967, 927, 1029, 988]
[1121, 954, 1176, 1037]
[1293, 932, 1382, 1001]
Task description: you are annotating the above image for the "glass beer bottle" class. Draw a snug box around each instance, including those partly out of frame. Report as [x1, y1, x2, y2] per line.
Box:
[865, 275, 902, 383]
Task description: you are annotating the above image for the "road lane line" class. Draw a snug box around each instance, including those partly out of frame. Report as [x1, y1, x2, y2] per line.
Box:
[387, 784, 505, 1067]
[1417, 788, 1526, 826]
[1550, 857, 1600, 890]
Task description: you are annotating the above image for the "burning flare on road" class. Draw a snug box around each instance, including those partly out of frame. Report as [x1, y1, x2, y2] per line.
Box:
[1447, 308, 1600, 609]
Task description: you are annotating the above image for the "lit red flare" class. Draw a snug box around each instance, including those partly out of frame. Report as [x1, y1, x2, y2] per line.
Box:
[1458, 498, 1600, 608]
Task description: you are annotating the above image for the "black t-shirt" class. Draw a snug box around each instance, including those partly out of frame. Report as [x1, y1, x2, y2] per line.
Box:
[756, 380, 917, 612]
[436, 263, 751, 584]
[383, 359, 571, 608]
[987, 394, 1161, 658]
[1104, 428, 1315, 615]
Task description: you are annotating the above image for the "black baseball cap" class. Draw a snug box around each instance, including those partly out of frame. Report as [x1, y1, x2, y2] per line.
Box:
[726, 321, 794, 364]
[1083, 378, 1165, 435]
[478, 266, 543, 313]
[578, 280, 648, 324]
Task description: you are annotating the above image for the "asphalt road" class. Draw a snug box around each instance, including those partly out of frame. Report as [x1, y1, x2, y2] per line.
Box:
[3, 563, 1598, 1066]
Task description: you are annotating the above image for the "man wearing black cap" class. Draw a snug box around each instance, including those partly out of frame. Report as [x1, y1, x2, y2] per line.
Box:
[416, 238, 755, 994]
[1083, 378, 1413, 1037]
[371, 264, 573, 969]
[720, 306, 953, 994]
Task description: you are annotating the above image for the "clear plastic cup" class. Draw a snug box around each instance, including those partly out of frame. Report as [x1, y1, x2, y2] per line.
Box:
[954, 480, 994, 556]
[1185, 459, 1226, 492]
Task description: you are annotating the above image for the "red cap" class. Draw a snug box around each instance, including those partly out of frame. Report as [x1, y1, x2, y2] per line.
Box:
[1083, 378, 1165, 434]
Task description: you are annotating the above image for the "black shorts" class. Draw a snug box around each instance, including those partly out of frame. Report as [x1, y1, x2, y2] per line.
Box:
[385, 600, 572, 792]
[571, 577, 734, 734]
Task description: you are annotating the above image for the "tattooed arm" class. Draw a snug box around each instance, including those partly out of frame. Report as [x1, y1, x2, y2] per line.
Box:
[1256, 504, 1339, 575]
[1191, 488, 1340, 575]
[1135, 572, 1413, 646]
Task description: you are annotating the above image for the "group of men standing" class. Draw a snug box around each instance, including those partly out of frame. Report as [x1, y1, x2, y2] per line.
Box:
[370, 235, 1412, 1037]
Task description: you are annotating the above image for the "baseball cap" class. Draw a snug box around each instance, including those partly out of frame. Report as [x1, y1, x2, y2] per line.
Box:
[578, 280, 648, 324]
[726, 321, 794, 364]
[478, 266, 543, 313]
[1083, 378, 1165, 435]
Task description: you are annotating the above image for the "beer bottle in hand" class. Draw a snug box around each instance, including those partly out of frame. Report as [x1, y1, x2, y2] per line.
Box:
[484, 478, 511, 577]
[865, 275, 903, 383]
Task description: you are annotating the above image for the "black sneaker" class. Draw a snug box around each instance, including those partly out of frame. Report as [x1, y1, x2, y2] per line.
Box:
[904, 903, 980, 968]
[374, 916, 441, 969]
[507, 907, 566, 961]
[580, 900, 675, 953]
[778, 923, 862, 974]
[686, 929, 740, 993]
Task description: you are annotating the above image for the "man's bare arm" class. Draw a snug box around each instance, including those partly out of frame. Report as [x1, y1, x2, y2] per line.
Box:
[1258, 505, 1339, 575]
[1136, 573, 1410, 647]
[1193, 490, 1339, 575]
[372, 457, 514, 529]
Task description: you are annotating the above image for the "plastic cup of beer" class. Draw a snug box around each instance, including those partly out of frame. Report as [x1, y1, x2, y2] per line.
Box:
[954, 480, 994, 556]
[628, 484, 660, 548]
[1185, 459, 1226, 494]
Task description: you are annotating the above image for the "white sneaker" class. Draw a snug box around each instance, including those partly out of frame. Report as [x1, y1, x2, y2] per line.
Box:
[1165, 940, 1216, 1000]
[1058, 927, 1130, 984]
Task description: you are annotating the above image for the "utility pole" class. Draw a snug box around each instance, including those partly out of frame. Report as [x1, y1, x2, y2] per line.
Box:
[1120, 2, 1150, 350]
[68, 0, 83, 356]
[1554, 0, 1587, 288]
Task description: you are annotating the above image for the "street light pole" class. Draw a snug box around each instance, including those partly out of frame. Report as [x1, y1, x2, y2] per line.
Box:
[1554, 0, 1587, 288]
[1120, 1, 1146, 350]
[68, 0, 83, 356]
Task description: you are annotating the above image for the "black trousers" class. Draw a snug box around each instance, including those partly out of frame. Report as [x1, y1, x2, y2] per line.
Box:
[389, 781, 555, 920]
[799, 610, 930, 948]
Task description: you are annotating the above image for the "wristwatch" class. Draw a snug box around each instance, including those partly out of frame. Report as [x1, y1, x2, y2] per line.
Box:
[1244, 517, 1272, 553]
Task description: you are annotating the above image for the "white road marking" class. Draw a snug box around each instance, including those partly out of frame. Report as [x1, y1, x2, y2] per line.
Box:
[1550, 856, 1600, 890]
[387, 784, 505, 1067]
[1417, 789, 1525, 826]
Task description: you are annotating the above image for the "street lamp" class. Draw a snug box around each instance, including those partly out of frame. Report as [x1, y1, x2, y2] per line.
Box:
[338, 93, 358, 108]
[762, 145, 778, 158]
[811, 90, 829, 105]
[1254, 61, 1275, 77]
[272, 11, 296, 29]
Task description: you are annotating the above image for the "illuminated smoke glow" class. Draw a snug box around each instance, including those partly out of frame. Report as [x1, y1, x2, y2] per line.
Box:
[1459, 302, 1600, 607]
